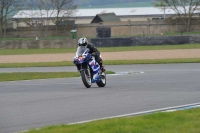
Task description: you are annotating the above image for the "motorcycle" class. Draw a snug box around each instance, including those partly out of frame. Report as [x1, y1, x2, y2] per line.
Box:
[73, 46, 106, 88]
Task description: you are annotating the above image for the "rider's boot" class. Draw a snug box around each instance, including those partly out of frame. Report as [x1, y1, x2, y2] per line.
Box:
[101, 65, 106, 72]
[99, 61, 106, 72]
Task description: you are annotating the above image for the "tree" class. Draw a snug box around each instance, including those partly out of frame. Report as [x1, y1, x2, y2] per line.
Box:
[154, 0, 200, 32]
[20, 0, 43, 35]
[0, 0, 14, 38]
[33, 0, 77, 37]
[51, 0, 77, 36]
[0, 0, 24, 38]
[36, 0, 56, 37]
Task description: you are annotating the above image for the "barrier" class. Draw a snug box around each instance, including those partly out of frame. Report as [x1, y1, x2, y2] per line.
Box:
[0, 36, 198, 49]
[91, 36, 190, 47]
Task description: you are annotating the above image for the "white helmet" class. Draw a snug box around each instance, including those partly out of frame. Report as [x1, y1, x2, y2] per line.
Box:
[78, 37, 88, 46]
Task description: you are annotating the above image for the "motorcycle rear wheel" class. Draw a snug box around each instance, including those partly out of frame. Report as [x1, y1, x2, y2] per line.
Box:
[96, 73, 106, 87]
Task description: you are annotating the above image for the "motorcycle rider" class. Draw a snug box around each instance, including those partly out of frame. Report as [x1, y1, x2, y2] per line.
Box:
[78, 37, 105, 72]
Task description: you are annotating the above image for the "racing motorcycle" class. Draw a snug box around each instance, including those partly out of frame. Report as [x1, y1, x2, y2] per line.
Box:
[73, 46, 106, 88]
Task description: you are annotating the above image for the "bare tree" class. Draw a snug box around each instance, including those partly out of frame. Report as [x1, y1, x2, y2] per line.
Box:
[154, 0, 200, 32]
[19, 0, 39, 35]
[0, 0, 14, 38]
[19, 0, 77, 37]
[52, 0, 77, 36]
[0, 0, 4, 39]
[36, 0, 56, 37]
[0, 0, 24, 38]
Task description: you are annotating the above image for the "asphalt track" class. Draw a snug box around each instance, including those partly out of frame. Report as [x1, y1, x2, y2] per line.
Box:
[1, 64, 200, 133]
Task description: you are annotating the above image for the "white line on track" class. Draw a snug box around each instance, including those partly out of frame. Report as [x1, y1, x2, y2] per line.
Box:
[68, 102, 200, 125]
[108, 71, 145, 76]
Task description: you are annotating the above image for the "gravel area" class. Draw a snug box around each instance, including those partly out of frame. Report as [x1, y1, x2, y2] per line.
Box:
[0, 49, 200, 63]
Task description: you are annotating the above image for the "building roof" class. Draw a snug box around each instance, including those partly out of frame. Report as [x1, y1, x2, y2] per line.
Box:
[91, 13, 120, 23]
[76, 7, 200, 17]
[13, 7, 200, 19]
[76, 7, 171, 17]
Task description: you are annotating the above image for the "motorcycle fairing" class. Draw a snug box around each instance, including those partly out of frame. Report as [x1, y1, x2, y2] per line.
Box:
[88, 58, 100, 82]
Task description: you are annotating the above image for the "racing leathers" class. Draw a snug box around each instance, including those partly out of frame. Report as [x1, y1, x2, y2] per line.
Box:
[86, 43, 105, 72]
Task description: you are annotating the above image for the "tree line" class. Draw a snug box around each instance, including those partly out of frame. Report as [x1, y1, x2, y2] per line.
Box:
[154, 0, 200, 32]
[1, 0, 200, 38]
[0, 0, 23, 38]
[0, 0, 77, 38]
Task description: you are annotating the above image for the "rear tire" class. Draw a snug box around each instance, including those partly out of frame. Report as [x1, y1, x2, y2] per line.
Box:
[81, 69, 92, 88]
[96, 73, 106, 87]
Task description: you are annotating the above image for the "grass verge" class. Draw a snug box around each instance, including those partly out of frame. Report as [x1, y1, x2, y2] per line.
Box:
[104, 58, 200, 65]
[99, 44, 200, 52]
[0, 48, 76, 55]
[0, 71, 115, 82]
[26, 108, 200, 133]
[0, 36, 71, 41]
[0, 44, 200, 55]
[0, 61, 74, 68]
[0, 58, 200, 68]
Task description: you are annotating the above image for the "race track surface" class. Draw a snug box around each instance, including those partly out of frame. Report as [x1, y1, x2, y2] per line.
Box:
[0, 64, 200, 133]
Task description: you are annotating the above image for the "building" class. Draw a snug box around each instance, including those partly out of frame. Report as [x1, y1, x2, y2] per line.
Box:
[91, 13, 121, 23]
[12, 7, 200, 28]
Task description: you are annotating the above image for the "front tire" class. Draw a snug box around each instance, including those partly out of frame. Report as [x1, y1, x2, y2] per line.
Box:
[81, 69, 92, 88]
[96, 72, 106, 87]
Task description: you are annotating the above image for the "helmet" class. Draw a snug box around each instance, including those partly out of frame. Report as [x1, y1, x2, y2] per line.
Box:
[78, 37, 88, 46]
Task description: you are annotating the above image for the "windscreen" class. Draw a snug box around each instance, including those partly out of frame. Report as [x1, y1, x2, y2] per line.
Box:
[76, 46, 87, 56]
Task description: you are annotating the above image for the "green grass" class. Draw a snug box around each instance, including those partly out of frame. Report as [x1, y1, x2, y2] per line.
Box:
[26, 107, 200, 133]
[0, 58, 200, 68]
[164, 31, 200, 36]
[98, 44, 200, 52]
[0, 72, 79, 82]
[0, 61, 73, 68]
[112, 31, 200, 37]
[0, 36, 71, 41]
[0, 44, 200, 55]
[0, 37, 35, 41]
[0, 44, 200, 68]
[0, 71, 115, 82]
[104, 58, 200, 65]
[1, 31, 200, 41]
[139, 31, 200, 37]
[0, 48, 76, 55]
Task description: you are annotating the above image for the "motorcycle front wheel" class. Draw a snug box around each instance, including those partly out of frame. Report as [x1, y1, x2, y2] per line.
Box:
[81, 69, 92, 88]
